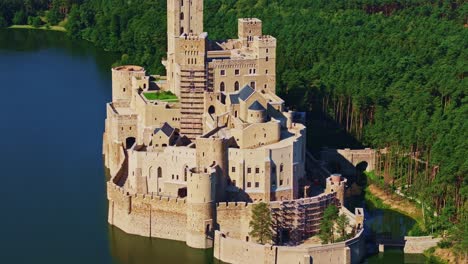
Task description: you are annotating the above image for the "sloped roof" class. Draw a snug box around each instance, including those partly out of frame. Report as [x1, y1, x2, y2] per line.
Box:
[248, 100, 265, 111]
[238, 85, 255, 101]
[229, 94, 239, 104]
[154, 122, 174, 137]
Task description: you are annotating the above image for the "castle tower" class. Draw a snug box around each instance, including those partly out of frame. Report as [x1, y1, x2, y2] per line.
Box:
[186, 168, 215, 249]
[166, 0, 205, 96]
[178, 33, 208, 138]
[253, 35, 277, 93]
[111, 65, 146, 103]
[325, 174, 347, 206]
[195, 137, 228, 201]
[238, 18, 262, 47]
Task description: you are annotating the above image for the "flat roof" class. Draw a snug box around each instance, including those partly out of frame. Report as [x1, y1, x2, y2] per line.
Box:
[112, 65, 145, 72]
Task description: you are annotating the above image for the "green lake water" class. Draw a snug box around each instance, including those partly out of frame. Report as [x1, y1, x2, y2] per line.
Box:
[0, 29, 426, 264]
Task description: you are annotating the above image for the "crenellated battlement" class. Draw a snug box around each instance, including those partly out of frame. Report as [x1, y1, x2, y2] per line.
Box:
[107, 182, 187, 206]
[216, 201, 253, 209]
[210, 59, 257, 68]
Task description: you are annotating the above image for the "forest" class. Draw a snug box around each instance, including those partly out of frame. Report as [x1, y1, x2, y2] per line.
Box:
[1, 0, 466, 254]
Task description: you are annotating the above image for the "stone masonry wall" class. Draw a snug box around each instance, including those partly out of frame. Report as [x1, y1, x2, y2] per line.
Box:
[216, 202, 252, 241]
[107, 182, 188, 242]
[214, 229, 366, 264]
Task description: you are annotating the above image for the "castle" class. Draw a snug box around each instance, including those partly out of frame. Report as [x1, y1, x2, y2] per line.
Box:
[103, 1, 366, 263]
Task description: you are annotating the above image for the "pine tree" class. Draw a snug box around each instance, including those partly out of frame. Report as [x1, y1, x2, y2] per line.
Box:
[319, 204, 339, 244]
[249, 202, 273, 244]
[336, 213, 350, 241]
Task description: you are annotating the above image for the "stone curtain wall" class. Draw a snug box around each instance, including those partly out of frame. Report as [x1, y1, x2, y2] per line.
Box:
[107, 183, 188, 241]
[216, 202, 252, 241]
[214, 229, 366, 264]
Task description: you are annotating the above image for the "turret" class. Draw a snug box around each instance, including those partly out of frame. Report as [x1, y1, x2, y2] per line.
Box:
[186, 168, 215, 249]
[238, 18, 262, 47]
[247, 101, 267, 123]
[195, 137, 228, 200]
[325, 174, 347, 206]
[111, 65, 146, 102]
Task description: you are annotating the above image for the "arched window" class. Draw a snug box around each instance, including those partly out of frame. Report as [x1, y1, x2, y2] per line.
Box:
[180, 12, 184, 20]
[157, 167, 162, 178]
[208, 105, 215, 115]
[234, 81, 239, 91]
[220, 82, 225, 92]
[280, 163, 284, 172]
[266, 57, 269, 62]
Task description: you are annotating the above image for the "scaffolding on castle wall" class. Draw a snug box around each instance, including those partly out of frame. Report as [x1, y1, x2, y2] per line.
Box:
[271, 193, 338, 245]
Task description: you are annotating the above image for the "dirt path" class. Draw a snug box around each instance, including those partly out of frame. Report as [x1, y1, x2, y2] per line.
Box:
[367, 184, 423, 223]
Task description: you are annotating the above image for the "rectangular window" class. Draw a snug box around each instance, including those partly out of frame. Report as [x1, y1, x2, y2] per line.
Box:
[235, 69, 240, 75]
[255, 168, 260, 174]
[220, 69, 226, 76]
[247, 167, 252, 174]
[232, 166, 236, 173]
[255, 182, 259, 188]
[280, 180, 283, 186]
[247, 182, 251, 188]
[232, 180, 236, 186]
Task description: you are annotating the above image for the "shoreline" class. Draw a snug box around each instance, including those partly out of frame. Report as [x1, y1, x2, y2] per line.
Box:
[365, 184, 424, 227]
[8, 25, 66, 32]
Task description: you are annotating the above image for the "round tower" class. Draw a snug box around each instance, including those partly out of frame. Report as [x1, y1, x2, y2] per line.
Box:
[111, 65, 146, 102]
[247, 101, 267, 123]
[247, 108, 266, 123]
[195, 137, 228, 201]
[186, 168, 215, 249]
[325, 174, 347, 206]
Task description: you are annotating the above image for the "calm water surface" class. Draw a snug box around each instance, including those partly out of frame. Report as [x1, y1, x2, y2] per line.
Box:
[0, 29, 425, 264]
[0, 29, 214, 264]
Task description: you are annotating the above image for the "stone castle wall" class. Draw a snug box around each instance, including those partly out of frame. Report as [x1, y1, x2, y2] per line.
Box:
[214, 229, 366, 264]
[107, 182, 188, 241]
[216, 202, 253, 241]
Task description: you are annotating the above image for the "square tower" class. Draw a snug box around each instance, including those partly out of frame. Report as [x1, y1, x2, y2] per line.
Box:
[167, 0, 205, 94]
[238, 18, 262, 47]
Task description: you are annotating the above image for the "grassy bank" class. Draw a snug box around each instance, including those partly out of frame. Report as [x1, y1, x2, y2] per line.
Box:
[365, 183, 428, 238]
[9, 25, 66, 32]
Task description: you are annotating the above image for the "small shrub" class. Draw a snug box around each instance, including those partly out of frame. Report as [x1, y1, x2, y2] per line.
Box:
[437, 240, 452, 249]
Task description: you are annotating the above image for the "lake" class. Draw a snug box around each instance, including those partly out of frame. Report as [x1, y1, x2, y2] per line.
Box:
[0, 29, 426, 264]
[0, 29, 214, 264]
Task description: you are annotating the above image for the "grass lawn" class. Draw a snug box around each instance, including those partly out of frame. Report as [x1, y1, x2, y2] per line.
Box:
[144, 91, 178, 102]
[9, 25, 66, 32]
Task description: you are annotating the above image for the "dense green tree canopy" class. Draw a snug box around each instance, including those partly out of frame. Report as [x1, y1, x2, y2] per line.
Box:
[1, 0, 466, 230]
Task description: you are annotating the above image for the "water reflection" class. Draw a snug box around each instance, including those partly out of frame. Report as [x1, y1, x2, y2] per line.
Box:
[108, 226, 218, 264]
[365, 249, 427, 264]
[365, 208, 417, 239]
